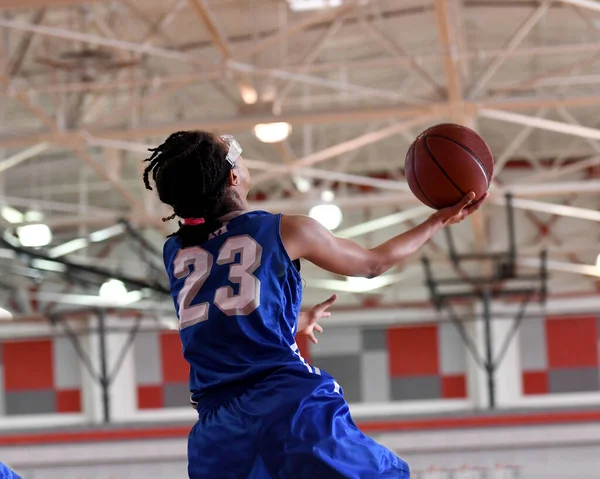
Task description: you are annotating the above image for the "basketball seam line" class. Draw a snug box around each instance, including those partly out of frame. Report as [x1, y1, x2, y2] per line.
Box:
[423, 138, 466, 198]
[427, 134, 491, 186]
[409, 144, 441, 209]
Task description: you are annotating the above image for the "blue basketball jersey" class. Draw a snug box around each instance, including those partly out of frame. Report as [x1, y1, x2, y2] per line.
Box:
[163, 210, 315, 404]
[0, 463, 21, 479]
[165, 210, 411, 478]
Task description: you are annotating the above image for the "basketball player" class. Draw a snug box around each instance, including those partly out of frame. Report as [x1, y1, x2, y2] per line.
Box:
[0, 462, 21, 479]
[144, 131, 486, 478]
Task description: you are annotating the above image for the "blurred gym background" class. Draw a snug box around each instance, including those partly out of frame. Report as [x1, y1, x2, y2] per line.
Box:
[1, 0, 600, 477]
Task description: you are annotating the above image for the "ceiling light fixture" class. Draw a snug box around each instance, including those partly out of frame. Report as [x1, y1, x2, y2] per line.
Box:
[17, 223, 52, 248]
[240, 83, 258, 105]
[287, 0, 342, 12]
[253, 122, 292, 143]
[99, 279, 128, 302]
[1, 206, 23, 224]
[308, 204, 343, 231]
[24, 210, 44, 223]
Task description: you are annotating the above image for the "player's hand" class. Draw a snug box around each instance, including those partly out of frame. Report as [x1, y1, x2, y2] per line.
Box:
[299, 294, 337, 344]
[432, 191, 488, 226]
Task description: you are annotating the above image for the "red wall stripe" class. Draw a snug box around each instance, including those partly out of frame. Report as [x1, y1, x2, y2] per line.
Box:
[56, 389, 82, 413]
[522, 371, 549, 395]
[388, 325, 439, 377]
[441, 375, 467, 399]
[2, 410, 600, 446]
[137, 385, 164, 410]
[3, 339, 54, 391]
[160, 332, 189, 383]
[546, 316, 598, 368]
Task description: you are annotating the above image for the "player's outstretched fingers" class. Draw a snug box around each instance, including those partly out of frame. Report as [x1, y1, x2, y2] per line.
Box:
[459, 191, 476, 210]
[317, 294, 337, 312]
[465, 192, 489, 215]
[314, 324, 323, 334]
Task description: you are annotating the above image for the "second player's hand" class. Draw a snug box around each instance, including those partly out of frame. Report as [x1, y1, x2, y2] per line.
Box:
[431, 191, 488, 226]
[298, 295, 337, 344]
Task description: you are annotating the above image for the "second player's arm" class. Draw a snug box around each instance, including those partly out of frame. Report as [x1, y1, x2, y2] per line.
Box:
[281, 192, 486, 278]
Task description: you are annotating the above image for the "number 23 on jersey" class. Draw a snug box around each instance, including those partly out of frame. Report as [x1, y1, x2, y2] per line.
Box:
[173, 235, 262, 330]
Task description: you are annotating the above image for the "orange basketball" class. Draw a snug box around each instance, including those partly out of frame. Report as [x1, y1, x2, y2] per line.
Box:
[405, 123, 494, 209]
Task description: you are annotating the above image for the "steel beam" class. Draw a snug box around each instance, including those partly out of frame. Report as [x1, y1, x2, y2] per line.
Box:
[187, 0, 255, 104]
[0, 143, 49, 174]
[494, 197, 600, 223]
[556, 0, 600, 12]
[0, 17, 199, 65]
[468, 1, 550, 98]
[478, 109, 600, 141]
[251, 116, 438, 187]
[0, 0, 100, 7]
[273, 15, 347, 112]
[15, 40, 600, 96]
[335, 206, 431, 239]
[519, 256, 600, 278]
[493, 109, 548, 176]
[517, 155, 600, 184]
[434, 0, 463, 108]
[234, 0, 360, 61]
[359, 14, 442, 97]
[0, 103, 443, 149]
[227, 61, 425, 105]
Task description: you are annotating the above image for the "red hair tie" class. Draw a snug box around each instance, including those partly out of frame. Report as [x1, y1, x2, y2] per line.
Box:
[183, 218, 205, 226]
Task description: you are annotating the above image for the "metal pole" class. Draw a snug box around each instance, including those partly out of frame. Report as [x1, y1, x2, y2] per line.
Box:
[443, 227, 460, 266]
[97, 309, 110, 423]
[482, 287, 495, 409]
[506, 193, 517, 274]
[540, 248, 548, 304]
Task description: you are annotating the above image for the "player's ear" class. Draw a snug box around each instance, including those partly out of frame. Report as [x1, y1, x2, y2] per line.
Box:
[228, 168, 241, 186]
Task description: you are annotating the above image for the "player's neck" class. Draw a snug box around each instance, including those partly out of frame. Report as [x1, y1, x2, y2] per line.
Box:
[218, 209, 247, 223]
[218, 200, 249, 222]
[217, 194, 249, 223]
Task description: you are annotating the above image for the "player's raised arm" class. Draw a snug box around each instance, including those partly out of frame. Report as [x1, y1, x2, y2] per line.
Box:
[281, 192, 487, 279]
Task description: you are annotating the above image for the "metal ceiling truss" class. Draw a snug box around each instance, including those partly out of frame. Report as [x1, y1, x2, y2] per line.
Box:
[0, 0, 599, 309]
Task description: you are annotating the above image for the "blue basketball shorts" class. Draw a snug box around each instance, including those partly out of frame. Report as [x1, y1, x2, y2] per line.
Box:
[187, 368, 410, 479]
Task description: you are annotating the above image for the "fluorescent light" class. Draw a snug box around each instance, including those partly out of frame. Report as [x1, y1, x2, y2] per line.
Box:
[48, 238, 89, 258]
[89, 224, 126, 243]
[305, 272, 412, 293]
[1, 206, 23, 224]
[240, 83, 258, 105]
[293, 176, 312, 193]
[253, 122, 292, 143]
[0, 307, 13, 321]
[115, 290, 143, 305]
[309, 204, 342, 230]
[31, 258, 67, 273]
[47, 224, 126, 258]
[24, 210, 44, 222]
[321, 190, 335, 202]
[345, 276, 385, 292]
[99, 279, 128, 301]
[17, 224, 52, 247]
[287, 0, 342, 11]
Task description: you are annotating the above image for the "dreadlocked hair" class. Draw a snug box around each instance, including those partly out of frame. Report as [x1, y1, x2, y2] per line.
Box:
[143, 130, 232, 247]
